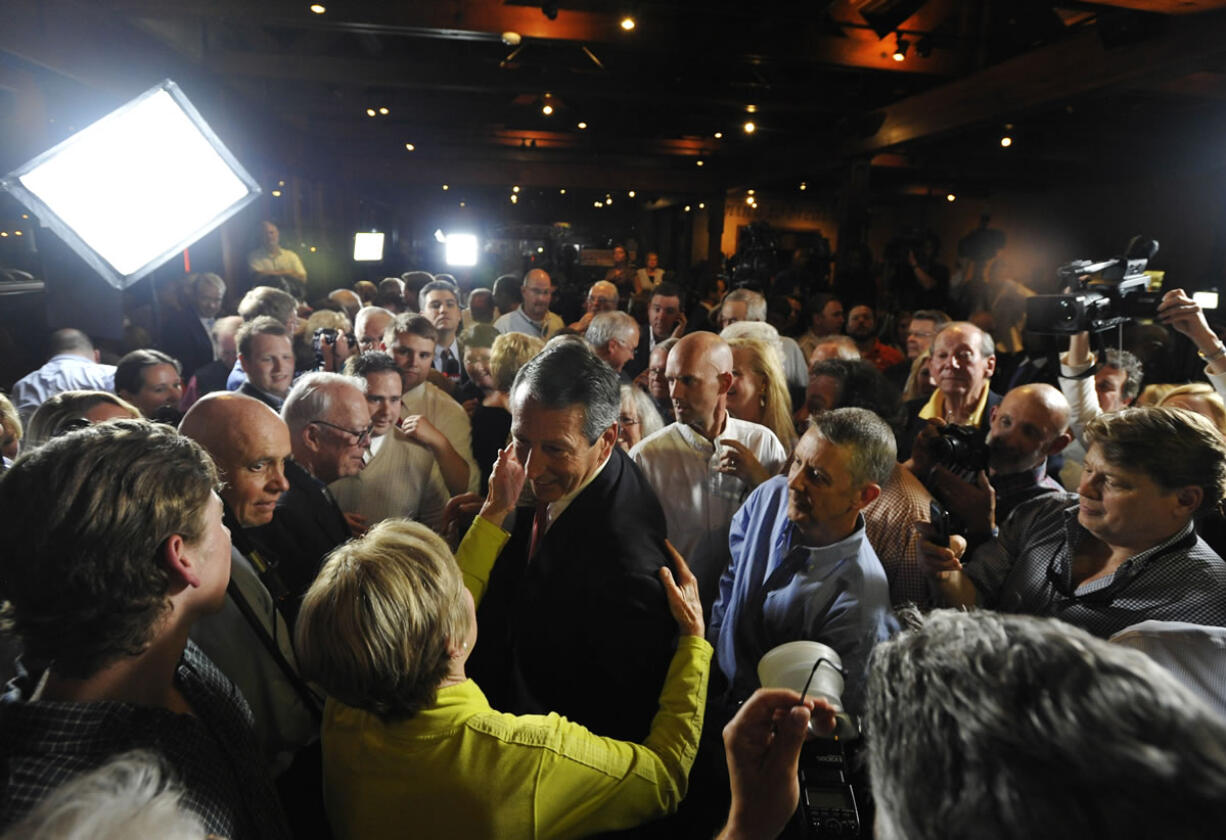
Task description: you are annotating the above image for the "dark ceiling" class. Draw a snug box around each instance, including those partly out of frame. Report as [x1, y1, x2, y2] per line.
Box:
[8, 0, 1226, 199]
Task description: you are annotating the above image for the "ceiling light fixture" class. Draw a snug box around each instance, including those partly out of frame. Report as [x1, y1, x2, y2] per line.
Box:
[378, 107, 389, 115]
[512, 185, 520, 193]
[714, 131, 723, 139]
[620, 16, 636, 31]
[510, 194, 518, 203]
[366, 108, 376, 117]
[628, 190, 636, 198]
[747, 189, 755, 195]
[799, 182, 807, 190]
[743, 121, 756, 134]
[560, 188, 566, 194]
[542, 103, 554, 115]
[577, 121, 588, 130]
[698, 202, 705, 209]
[1000, 135, 1013, 148]
[696, 159, 704, 167]
[893, 34, 909, 62]
[946, 193, 956, 202]
[684, 205, 691, 212]
[405, 143, 415, 151]
[746, 104, 757, 114]
[442, 184, 449, 190]
[309, 4, 326, 13]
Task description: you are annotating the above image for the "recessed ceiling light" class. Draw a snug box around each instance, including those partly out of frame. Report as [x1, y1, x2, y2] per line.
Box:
[309, 4, 326, 14]
[271, 190, 282, 197]
[620, 16, 636, 31]
[946, 193, 957, 202]
[560, 188, 567, 194]
[442, 184, 449, 190]
[460, 201, 466, 207]
[542, 104, 554, 115]
[378, 107, 389, 115]
[799, 182, 807, 191]
[696, 160, 704, 167]
[1000, 136, 1013, 148]
[513, 185, 520, 193]
[714, 131, 723, 139]
[577, 121, 588, 130]
[510, 194, 518, 203]
[366, 108, 376, 117]
[698, 202, 705, 209]
[628, 190, 636, 198]
[743, 121, 756, 134]
[684, 205, 691, 212]
[405, 143, 415, 151]
[746, 104, 757, 114]
[747, 189, 755, 195]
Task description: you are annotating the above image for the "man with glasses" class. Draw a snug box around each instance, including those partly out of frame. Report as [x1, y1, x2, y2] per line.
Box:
[247, 372, 371, 601]
[885, 308, 949, 390]
[354, 306, 394, 354]
[567, 280, 619, 332]
[918, 406, 1226, 637]
[420, 280, 466, 389]
[494, 269, 563, 340]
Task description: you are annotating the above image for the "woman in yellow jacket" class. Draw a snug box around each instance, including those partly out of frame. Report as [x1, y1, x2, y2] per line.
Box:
[294, 446, 712, 840]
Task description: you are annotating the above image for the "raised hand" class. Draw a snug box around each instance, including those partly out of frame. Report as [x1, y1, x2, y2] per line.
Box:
[658, 540, 703, 638]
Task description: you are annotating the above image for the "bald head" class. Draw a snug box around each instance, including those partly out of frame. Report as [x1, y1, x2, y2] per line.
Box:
[179, 393, 292, 527]
[666, 332, 734, 437]
[987, 383, 1073, 475]
[521, 269, 555, 320]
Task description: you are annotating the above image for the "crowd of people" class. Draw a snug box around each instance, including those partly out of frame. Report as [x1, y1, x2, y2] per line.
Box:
[2, 229, 1226, 838]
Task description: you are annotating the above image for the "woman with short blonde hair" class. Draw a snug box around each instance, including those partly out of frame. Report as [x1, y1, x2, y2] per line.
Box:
[295, 455, 712, 840]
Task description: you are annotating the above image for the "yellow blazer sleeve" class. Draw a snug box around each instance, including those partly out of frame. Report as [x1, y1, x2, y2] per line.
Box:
[454, 514, 509, 607]
[531, 636, 713, 840]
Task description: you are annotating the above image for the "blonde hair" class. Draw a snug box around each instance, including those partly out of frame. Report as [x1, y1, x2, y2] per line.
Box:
[295, 519, 471, 720]
[305, 309, 351, 335]
[902, 351, 933, 403]
[1136, 383, 1178, 407]
[727, 336, 798, 452]
[0, 393, 21, 450]
[1157, 383, 1226, 437]
[490, 332, 545, 392]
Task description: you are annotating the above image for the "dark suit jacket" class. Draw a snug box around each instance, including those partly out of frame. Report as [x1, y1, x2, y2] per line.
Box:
[238, 380, 282, 412]
[898, 389, 1002, 462]
[467, 448, 677, 742]
[246, 459, 349, 604]
[159, 306, 214, 380]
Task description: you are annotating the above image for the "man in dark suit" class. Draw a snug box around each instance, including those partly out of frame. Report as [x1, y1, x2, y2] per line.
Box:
[247, 372, 370, 603]
[160, 272, 226, 380]
[626, 282, 686, 380]
[235, 317, 296, 412]
[467, 340, 677, 742]
[420, 279, 468, 393]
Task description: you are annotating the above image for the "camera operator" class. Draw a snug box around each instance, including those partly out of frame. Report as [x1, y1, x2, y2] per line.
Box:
[909, 384, 1072, 538]
[899, 321, 1000, 461]
[1157, 287, 1226, 397]
[917, 406, 1226, 637]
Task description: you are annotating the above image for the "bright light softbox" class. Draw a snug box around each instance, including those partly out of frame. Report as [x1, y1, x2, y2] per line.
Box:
[1, 79, 261, 290]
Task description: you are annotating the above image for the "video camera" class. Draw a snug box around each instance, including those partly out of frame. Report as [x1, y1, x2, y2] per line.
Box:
[1025, 238, 1161, 334]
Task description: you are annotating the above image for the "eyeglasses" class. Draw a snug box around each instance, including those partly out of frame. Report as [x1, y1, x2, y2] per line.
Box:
[618, 415, 640, 426]
[309, 419, 374, 445]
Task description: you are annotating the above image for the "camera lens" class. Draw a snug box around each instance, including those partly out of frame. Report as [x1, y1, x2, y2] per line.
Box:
[1057, 298, 1078, 323]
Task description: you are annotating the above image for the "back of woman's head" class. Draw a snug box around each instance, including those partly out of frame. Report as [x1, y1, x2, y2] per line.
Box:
[295, 519, 471, 720]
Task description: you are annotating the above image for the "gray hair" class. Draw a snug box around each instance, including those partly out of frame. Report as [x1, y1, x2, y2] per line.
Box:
[720, 321, 785, 368]
[1, 750, 206, 840]
[1102, 348, 1144, 402]
[722, 287, 767, 322]
[354, 306, 393, 339]
[190, 271, 225, 294]
[282, 372, 366, 438]
[810, 334, 860, 362]
[585, 311, 639, 351]
[237, 286, 297, 325]
[811, 407, 896, 488]
[931, 320, 995, 358]
[511, 340, 619, 444]
[867, 609, 1226, 840]
[1084, 406, 1226, 513]
[621, 384, 665, 440]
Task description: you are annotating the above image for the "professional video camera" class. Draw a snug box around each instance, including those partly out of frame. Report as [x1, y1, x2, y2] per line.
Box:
[1025, 238, 1161, 334]
[931, 424, 990, 473]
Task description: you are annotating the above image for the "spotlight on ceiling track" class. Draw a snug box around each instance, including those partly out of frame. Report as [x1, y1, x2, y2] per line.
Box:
[892, 35, 909, 62]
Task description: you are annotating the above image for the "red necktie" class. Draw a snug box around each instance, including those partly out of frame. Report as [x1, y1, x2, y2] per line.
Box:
[528, 502, 549, 559]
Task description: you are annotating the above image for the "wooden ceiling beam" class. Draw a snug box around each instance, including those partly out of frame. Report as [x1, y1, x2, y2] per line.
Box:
[849, 8, 1226, 153]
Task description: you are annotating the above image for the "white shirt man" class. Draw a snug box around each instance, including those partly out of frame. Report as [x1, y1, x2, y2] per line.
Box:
[494, 269, 564, 339]
[387, 315, 480, 494]
[329, 357, 448, 530]
[631, 332, 786, 611]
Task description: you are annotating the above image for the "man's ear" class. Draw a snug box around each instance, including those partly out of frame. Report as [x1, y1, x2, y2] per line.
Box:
[301, 424, 325, 456]
[858, 482, 882, 509]
[597, 422, 619, 459]
[1176, 485, 1204, 518]
[1047, 431, 1074, 456]
[716, 370, 734, 396]
[984, 353, 997, 379]
[93, 349, 101, 363]
[989, 405, 999, 424]
[238, 354, 248, 374]
[162, 533, 201, 590]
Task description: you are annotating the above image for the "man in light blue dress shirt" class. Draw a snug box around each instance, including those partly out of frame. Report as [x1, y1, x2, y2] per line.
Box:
[710, 407, 899, 715]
